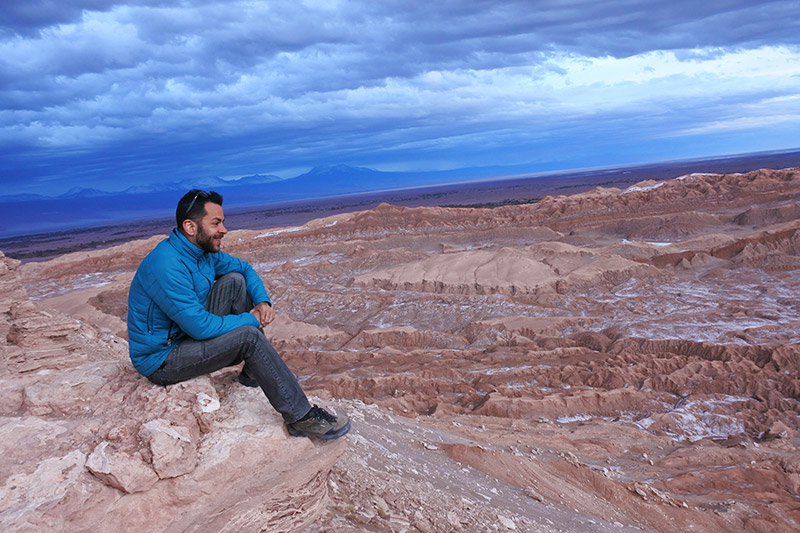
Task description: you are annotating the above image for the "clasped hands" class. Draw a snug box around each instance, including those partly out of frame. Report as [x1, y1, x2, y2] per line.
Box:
[250, 301, 275, 327]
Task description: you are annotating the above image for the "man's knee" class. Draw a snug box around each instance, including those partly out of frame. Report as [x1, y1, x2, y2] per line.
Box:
[232, 325, 267, 347]
[215, 272, 246, 290]
[209, 272, 250, 314]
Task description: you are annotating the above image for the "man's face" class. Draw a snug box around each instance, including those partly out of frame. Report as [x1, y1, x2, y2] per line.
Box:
[194, 202, 227, 253]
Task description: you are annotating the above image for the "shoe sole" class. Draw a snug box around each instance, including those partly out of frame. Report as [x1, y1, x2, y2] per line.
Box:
[287, 419, 351, 440]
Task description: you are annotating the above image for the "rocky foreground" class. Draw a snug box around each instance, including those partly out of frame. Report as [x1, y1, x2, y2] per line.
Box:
[2, 167, 800, 532]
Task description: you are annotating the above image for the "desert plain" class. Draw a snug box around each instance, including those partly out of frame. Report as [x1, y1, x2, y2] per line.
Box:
[1, 165, 799, 532]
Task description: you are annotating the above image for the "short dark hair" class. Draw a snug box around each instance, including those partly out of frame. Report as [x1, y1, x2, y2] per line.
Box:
[176, 189, 223, 227]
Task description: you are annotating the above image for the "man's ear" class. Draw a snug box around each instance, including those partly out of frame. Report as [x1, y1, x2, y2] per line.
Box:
[182, 219, 197, 237]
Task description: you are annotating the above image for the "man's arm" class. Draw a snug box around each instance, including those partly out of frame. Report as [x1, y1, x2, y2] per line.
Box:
[213, 252, 271, 307]
[146, 255, 260, 340]
[213, 251, 276, 327]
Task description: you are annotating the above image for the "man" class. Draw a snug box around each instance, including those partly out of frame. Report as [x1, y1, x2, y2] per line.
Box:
[127, 189, 350, 440]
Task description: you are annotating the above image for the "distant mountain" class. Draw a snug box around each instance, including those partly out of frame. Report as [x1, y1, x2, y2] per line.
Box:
[1, 165, 503, 223]
[230, 174, 283, 186]
[118, 174, 284, 195]
[61, 187, 115, 199]
[282, 165, 395, 194]
[7, 165, 446, 203]
[121, 178, 229, 195]
[301, 164, 378, 178]
[277, 164, 445, 195]
[1, 193, 48, 201]
[4, 149, 800, 238]
[13, 165, 486, 209]
[122, 184, 176, 194]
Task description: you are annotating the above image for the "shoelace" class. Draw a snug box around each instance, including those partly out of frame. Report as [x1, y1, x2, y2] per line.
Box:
[310, 406, 337, 424]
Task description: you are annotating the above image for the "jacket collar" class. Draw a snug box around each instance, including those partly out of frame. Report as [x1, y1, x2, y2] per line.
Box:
[168, 228, 205, 261]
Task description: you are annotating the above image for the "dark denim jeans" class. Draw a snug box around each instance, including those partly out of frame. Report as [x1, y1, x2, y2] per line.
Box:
[147, 272, 311, 423]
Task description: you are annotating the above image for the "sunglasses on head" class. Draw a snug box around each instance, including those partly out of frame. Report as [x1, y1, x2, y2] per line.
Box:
[184, 190, 210, 219]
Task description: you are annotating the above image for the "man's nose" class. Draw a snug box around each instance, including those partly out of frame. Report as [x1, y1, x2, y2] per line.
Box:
[219, 224, 227, 234]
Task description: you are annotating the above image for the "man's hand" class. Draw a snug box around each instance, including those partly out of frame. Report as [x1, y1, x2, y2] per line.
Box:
[250, 302, 275, 327]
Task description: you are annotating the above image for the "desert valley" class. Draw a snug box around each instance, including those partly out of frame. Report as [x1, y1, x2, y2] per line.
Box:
[1, 166, 799, 532]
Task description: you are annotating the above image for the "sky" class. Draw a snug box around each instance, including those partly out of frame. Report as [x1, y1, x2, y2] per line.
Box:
[2, 0, 800, 196]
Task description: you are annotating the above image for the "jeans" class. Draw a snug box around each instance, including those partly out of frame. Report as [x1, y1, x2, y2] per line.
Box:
[147, 272, 312, 423]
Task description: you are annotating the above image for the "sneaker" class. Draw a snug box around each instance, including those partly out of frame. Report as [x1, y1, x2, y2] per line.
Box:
[236, 371, 259, 388]
[287, 406, 351, 440]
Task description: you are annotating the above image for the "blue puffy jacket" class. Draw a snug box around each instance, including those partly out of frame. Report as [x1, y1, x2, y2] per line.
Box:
[127, 228, 270, 376]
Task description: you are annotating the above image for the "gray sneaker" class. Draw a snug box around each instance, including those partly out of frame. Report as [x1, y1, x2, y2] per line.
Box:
[288, 406, 351, 440]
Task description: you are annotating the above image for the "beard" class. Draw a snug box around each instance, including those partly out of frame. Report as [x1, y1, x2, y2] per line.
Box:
[196, 225, 222, 253]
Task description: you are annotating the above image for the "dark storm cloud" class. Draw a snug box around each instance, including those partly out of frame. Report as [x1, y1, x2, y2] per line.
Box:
[7, 1, 796, 91]
[357, 1, 800, 65]
[0, 0, 200, 37]
[0, 0, 116, 36]
[1, 0, 799, 195]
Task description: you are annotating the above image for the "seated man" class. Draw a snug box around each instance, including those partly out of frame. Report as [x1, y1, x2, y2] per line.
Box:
[127, 189, 349, 440]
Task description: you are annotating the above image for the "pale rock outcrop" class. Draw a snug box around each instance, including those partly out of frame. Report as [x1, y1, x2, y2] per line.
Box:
[139, 419, 198, 479]
[86, 441, 159, 493]
[345, 325, 469, 350]
[355, 242, 662, 296]
[464, 316, 597, 346]
[0, 251, 346, 532]
[263, 313, 351, 350]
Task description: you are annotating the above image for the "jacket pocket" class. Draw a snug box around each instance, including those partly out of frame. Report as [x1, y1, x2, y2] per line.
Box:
[167, 322, 182, 342]
[147, 301, 155, 334]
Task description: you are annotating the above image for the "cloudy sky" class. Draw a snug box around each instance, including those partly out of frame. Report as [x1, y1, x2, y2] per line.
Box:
[2, 0, 800, 196]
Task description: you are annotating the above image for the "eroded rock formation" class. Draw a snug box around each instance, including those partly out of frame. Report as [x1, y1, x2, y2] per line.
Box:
[5, 166, 800, 531]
